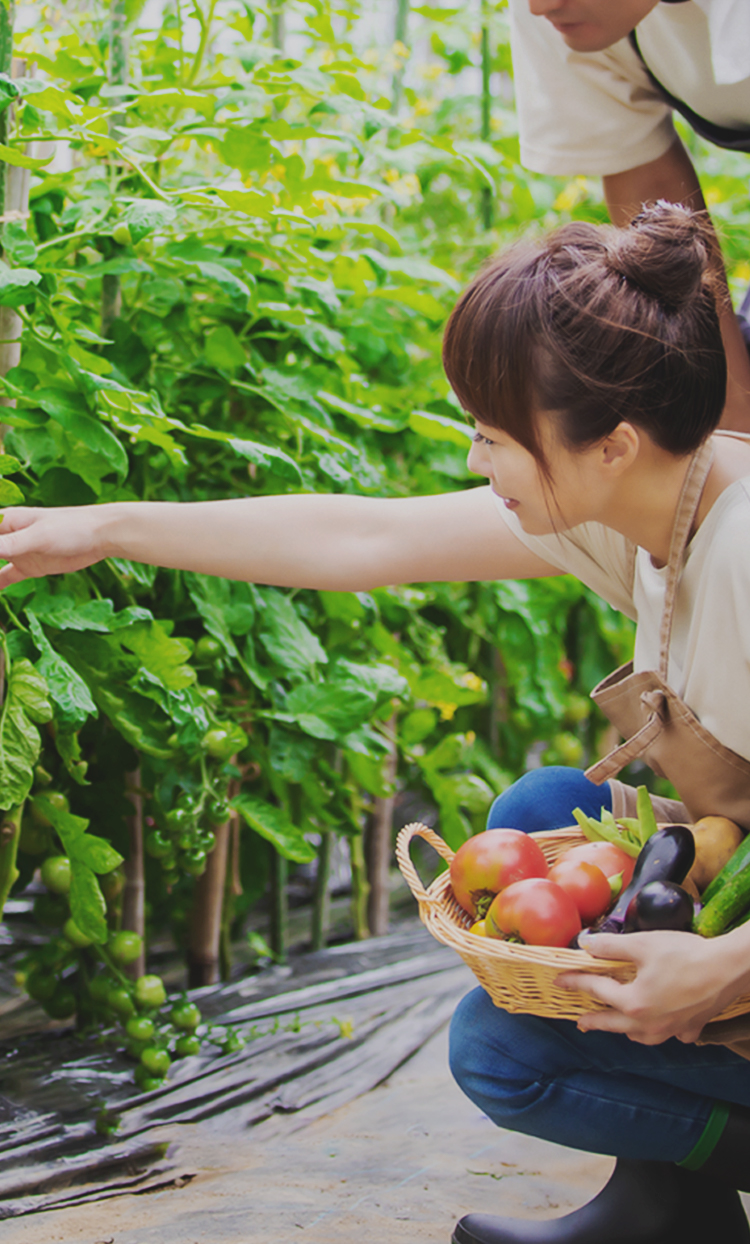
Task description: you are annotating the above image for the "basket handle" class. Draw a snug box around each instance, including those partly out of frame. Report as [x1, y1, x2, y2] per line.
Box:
[396, 821, 455, 908]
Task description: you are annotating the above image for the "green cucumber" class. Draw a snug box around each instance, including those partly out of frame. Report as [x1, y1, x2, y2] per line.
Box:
[700, 832, 750, 907]
[694, 860, 750, 938]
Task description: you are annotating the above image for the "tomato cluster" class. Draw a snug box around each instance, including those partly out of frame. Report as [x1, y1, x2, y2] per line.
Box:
[451, 830, 634, 948]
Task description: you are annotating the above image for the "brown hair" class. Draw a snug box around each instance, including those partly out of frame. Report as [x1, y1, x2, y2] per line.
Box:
[442, 201, 726, 474]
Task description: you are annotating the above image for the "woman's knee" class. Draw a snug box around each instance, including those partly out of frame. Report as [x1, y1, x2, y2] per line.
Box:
[449, 987, 496, 1090]
[486, 766, 611, 833]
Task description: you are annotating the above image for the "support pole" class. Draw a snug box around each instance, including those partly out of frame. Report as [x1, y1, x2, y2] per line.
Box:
[365, 718, 398, 937]
[121, 766, 145, 979]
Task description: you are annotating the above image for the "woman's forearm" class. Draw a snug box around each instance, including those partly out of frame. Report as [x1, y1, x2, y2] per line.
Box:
[101, 494, 408, 589]
[0, 486, 557, 592]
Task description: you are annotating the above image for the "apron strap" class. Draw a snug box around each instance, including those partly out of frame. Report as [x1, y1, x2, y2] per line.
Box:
[586, 690, 666, 785]
[585, 439, 714, 787]
[657, 439, 714, 680]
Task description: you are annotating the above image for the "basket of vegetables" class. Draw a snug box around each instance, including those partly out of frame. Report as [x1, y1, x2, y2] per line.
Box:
[396, 788, 750, 1022]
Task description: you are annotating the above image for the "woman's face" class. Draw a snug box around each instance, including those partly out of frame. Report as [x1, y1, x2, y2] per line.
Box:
[467, 416, 605, 535]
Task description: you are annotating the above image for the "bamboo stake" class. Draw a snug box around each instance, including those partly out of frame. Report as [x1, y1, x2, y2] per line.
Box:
[480, 0, 493, 230]
[364, 716, 398, 937]
[269, 849, 288, 962]
[102, 0, 128, 337]
[121, 765, 145, 979]
[0, 49, 27, 420]
[391, 0, 409, 116]
[269, 0, 285, 53]
[188, 815, 232, 987]
[310, 830, 332, 951]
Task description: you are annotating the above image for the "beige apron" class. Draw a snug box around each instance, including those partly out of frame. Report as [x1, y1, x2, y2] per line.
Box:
[582, 439, 750, 1056]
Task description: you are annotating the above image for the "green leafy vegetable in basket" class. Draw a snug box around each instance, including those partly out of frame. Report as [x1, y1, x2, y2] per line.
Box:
[572, 786, 659, 859]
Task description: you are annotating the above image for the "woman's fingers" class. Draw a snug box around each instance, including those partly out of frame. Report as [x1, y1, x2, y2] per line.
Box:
[556, 969, 628, 1009]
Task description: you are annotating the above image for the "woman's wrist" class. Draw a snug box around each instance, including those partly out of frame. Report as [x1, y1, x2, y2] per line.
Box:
[708, 921, 750, 996]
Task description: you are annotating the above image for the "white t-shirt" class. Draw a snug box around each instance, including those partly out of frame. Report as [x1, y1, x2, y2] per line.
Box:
[492, 441, 750, 763]
[509, 0, 750, 175]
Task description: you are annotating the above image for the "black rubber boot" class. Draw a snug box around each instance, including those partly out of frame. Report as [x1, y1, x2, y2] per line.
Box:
[451, 1157, 750, 1244]
[696, 1102, 750, 1193]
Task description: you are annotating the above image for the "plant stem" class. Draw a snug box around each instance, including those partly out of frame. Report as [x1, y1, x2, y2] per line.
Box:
[269, 849, 288, 962]
[0, 803, 23, 922]
[480, 0, 493, 230]
[310, 830, 332, 951]
[349, 830, 370, 940]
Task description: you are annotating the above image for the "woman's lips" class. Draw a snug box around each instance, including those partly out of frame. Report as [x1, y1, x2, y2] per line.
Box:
[502, 497, 519, 510]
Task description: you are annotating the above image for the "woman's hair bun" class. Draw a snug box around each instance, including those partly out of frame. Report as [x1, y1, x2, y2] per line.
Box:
[604, 200, 715, 310]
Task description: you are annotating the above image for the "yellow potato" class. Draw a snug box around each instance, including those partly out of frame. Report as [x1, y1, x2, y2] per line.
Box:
[686, 816, 745, 893]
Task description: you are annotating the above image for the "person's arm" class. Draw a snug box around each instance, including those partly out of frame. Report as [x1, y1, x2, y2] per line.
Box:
[556, 919, 750, 1046]
[603, 137, 750, 435]
[0, 486, 560, 591]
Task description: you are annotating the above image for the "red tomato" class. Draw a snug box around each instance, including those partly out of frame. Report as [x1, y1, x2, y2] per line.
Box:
[548, 858, 612, 924]
[486, 878, 582, 947]
[450, 829, 548, 919]
[561, 842, 635, 889]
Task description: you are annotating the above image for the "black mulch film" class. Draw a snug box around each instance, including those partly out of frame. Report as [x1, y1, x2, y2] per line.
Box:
[0, 924, 468, 1218]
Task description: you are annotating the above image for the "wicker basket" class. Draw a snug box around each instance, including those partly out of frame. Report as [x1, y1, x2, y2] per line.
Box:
[396, 820, 750, 1022]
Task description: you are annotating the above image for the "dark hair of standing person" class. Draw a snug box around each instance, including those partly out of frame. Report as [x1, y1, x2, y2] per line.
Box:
[442, 201, 727, 477]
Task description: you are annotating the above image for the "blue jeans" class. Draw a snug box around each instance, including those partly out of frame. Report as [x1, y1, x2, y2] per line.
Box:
[449, 767, 750, 1162]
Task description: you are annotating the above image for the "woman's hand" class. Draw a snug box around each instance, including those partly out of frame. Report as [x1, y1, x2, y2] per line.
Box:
[0, 506, 110, 587]
[555, 928, 750, 1045]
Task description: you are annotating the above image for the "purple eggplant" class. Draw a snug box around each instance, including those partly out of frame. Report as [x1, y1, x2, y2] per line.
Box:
[623, 880, 695, 933]
[595, 825, 695, 935]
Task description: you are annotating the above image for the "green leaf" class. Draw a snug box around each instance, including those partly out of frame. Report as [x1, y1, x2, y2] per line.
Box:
[0, 142, 53, 169]
[116, 621, 196, 691]
[27, 613, 98, 727]
[0, 478, 23, 504]
[228, 437, 302, 484]
[274, 681, 375, 740]
[232, 792, 316, 864]
[120, 199, 177, 243]
[257, 590, 328, 675]
[54, 728, 90, 785]
[69, 864, 108, 944]
[0, 454, 22, 475]
[0, 658, 53, 808]
[0, 265, 41, 307]
[27, 591, 151, 633]
[408, 409, 472, 446]
[204, 324, 246, 371]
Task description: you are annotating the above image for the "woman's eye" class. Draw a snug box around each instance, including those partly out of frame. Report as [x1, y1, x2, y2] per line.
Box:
[472, 432, 494, 446]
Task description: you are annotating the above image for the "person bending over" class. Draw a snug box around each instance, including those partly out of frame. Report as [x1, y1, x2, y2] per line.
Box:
[2, 203, 750, 1242]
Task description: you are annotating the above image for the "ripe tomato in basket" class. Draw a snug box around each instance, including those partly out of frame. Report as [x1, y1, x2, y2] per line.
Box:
[450, 829, 548, 919]
[561, 841, 635, 890]
[486, 878, 582, 947]
[548, 858, 611, 924]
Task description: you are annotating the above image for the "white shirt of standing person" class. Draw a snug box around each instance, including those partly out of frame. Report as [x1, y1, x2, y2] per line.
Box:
[509, 0, 750, 176]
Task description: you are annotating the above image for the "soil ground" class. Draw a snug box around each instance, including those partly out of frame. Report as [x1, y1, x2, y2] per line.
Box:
[2, 964, 617, 1244]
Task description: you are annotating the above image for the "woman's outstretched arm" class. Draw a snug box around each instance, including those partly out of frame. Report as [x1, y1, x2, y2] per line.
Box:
[0, 485, 559, 591]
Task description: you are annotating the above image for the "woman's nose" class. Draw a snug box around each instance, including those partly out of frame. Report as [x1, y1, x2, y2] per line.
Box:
[467, 442, 491, 478]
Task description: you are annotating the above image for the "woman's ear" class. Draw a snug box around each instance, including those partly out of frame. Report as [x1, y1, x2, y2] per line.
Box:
[600, 422, 640, 475]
